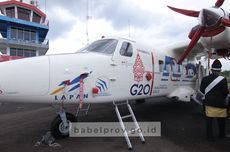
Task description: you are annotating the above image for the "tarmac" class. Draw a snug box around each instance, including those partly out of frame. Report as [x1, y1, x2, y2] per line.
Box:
[0, 97, 229, 152]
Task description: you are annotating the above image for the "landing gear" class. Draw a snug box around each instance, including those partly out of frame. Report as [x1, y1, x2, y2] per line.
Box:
[50, 103, 77, 139]
[50, 103, 90, 139]
[51, 112, 77, 139]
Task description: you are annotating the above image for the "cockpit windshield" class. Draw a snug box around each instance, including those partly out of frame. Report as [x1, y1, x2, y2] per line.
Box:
[78, 39, 118, 54]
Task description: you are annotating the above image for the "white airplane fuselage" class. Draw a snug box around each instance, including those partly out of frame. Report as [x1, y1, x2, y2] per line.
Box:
[0, 37, 198, 104]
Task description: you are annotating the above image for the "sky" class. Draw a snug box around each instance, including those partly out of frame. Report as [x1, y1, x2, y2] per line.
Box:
[2, 0, 230, 70]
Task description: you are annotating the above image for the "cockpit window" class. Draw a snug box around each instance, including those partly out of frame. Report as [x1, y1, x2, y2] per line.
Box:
[120, 42, 133, 57]
[78, 39, 118, 54]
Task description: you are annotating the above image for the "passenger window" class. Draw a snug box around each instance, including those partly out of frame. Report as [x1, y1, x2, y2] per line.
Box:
[159, 60, 164, 72]
[120, 42, 133, 57]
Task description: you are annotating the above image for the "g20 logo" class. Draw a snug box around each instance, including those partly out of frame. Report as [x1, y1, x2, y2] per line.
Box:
[130, 84, 150, 96]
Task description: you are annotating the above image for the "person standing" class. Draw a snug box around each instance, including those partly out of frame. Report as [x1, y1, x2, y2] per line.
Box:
[200, 59, 229, 141]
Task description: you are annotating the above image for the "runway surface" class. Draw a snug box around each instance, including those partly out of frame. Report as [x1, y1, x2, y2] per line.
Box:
[0, 98, 229, 152]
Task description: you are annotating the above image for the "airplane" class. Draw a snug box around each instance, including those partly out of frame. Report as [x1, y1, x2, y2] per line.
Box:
[0, 0, 229, 141]
[0, 36, 204, 138]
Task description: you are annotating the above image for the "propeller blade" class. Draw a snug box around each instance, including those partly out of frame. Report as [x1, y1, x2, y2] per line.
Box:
[202, 26, 225, 37]
[221, 18, 230, 27]
[188, 25, 199, 39]
[177, 27, 205, 64]
[215, 0, 224, 8]
[167, 6, 199, 17]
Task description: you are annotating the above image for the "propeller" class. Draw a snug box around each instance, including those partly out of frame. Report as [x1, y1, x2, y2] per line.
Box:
[168, 0, 230, 64]
[177, 27, 205, 64]
[167, 6, 199, 17]
[221, 18, 230, 26]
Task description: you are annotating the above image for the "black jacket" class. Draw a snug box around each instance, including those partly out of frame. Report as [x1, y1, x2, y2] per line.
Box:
[200, 73, 229, 108]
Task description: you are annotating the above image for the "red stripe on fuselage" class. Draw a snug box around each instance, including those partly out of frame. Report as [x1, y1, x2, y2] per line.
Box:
[150, 52, 154, 95]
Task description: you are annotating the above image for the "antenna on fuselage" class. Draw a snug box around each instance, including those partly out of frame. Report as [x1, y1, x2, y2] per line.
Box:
[128, 19, 131, 38]
[86, 0, 92, 45]
[86, 0, 89, 44]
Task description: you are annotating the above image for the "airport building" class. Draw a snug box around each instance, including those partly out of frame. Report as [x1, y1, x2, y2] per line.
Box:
[0, 0, 49, 62]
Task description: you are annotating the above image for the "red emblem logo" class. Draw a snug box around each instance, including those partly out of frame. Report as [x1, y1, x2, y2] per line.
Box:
[133, 53, 145, 82]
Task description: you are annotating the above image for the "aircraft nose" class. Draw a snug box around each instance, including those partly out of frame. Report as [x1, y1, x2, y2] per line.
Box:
[199, 8, 221, 27]
[0, 56, 50, 99]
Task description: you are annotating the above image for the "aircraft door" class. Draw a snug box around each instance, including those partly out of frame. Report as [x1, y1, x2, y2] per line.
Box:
[110, 41, 135, 99]
[111, 41, 154, 100]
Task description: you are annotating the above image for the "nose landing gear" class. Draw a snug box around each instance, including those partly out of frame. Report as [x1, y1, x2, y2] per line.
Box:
[50, 110, 77, 139]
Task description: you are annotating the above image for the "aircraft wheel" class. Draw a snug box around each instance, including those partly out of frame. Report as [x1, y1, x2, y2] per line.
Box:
[135, 99, 146, 104]
[51, 112, 77, 139]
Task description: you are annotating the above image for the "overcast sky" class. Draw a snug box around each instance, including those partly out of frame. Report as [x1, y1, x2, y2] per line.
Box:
[2, 0, 230, 70]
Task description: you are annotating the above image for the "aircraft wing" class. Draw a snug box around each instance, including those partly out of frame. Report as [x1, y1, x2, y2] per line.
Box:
[166, 41, 207, 62]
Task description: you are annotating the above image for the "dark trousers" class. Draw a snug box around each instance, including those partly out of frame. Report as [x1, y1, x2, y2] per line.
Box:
[206, 117, 226, 138]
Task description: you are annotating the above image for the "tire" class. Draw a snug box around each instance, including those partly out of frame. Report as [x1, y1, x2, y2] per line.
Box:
[51, 112, 77, 139]
[135, 99, 146, 104]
